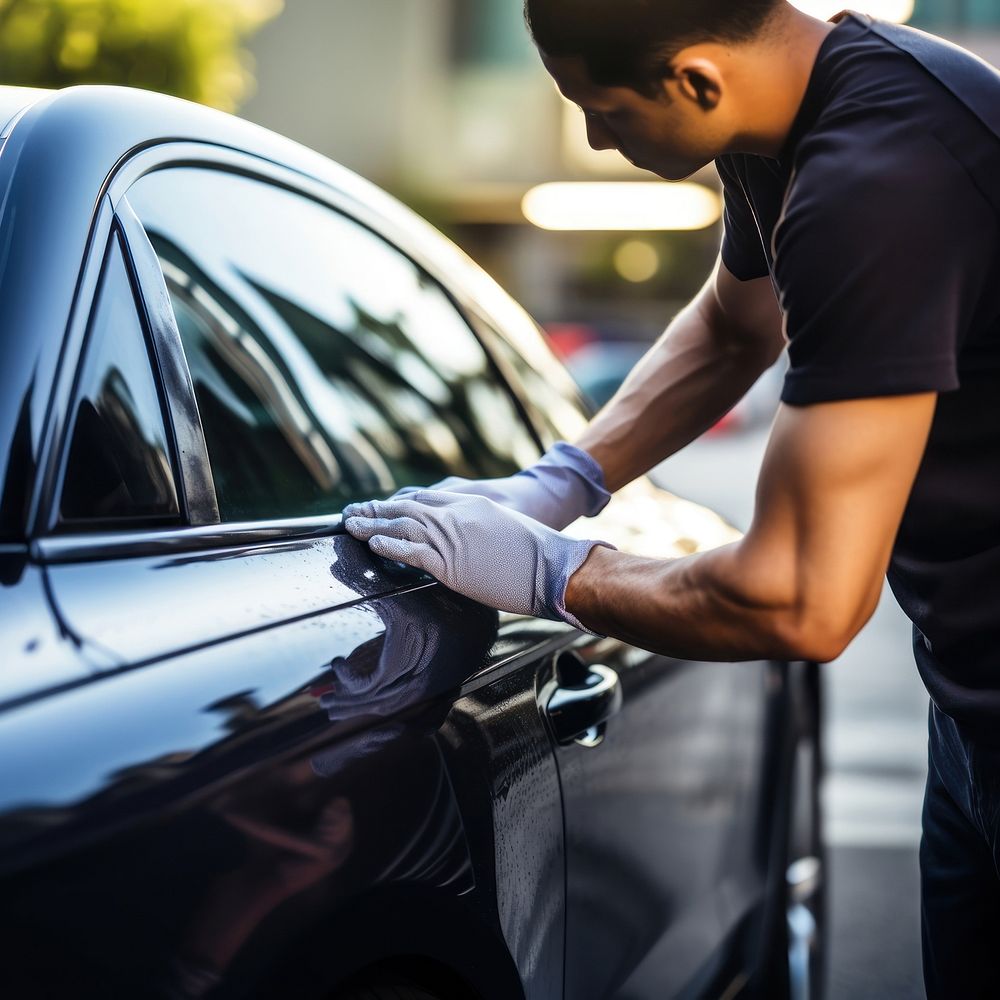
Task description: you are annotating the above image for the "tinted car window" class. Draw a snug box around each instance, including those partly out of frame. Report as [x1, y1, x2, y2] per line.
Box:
[127, 167, 540, 522]
[476, 317, 591, 446]
[60, 234, 180, 526]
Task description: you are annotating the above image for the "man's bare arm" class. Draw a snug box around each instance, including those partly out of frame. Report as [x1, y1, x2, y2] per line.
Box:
[577, 258, 784, 492]
[566, 392, 938, 662]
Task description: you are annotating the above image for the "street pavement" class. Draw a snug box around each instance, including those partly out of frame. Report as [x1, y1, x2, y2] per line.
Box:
[651, 421, 927, 1000]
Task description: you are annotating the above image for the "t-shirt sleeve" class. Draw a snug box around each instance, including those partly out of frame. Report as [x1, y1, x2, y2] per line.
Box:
[716, 155, 770, 281]
[774, 133, 993, 406]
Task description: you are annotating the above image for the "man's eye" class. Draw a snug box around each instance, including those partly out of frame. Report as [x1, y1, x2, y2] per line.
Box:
[583, 108, 622, 124]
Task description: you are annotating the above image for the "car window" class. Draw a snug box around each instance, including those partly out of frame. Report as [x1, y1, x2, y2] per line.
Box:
[475, 316, 592, 446]
[59, 234, 180, 527]
[126, 167, 540, 522]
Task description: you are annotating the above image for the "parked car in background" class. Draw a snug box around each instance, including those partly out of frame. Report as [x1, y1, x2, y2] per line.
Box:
[546, 323, 785, 432]
[0, 85, 823, 1000]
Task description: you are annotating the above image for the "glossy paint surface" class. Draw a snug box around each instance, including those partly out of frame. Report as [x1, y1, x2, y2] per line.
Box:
[0, 573, 534, 998]
[46, 532, 414, 666]
[557, 643, 775, 999]
[442, 655, 569, 1000]
[3, 482, 777, 999]
[0, 553, 96, 706]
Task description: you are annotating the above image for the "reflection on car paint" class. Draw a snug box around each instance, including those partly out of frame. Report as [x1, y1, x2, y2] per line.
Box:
[1, 542, 498, 831]
[0, 552, 500, 996]
[45, 534, 420, 667]
[0, 557, 103, 706]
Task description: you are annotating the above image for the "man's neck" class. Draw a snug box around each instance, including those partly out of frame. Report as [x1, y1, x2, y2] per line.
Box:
[728, 9, 837, 158]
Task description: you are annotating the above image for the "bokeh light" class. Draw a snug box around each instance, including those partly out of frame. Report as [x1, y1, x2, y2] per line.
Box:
[789, 0, 915, 22]
[613, 240, 661, 283]
[522, 182, 722, 232]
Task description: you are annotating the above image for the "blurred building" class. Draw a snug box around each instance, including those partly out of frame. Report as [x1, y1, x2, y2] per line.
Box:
[241, 0, 1000, 336]
[240, 0, 721, 334]
[916, 0, 1000, 61]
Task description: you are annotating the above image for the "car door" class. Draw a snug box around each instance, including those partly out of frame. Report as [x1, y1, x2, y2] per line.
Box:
[14, 152, 577, 1000]
[40, 160, 545, 668]
[469, 313, 790, 997]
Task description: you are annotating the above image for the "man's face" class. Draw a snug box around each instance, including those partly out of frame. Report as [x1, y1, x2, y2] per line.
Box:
[541, 52, 725, 181]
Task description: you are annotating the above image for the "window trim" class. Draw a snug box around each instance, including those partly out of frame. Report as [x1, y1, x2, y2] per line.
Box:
[117, 197, 220, 527]
[33, 514, 348, 565]
[46, 223, 185, 534]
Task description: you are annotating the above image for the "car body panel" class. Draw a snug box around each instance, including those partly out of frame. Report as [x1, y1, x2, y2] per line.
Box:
[0, 87, 48, 142]
[0, 572, 563, 999]
[0, 551, 99, 708]
[556, 648, 776, 999]
[43, 530, 419, 667]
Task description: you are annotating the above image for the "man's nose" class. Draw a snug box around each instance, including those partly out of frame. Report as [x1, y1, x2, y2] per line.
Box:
[585, 114, 618, 152]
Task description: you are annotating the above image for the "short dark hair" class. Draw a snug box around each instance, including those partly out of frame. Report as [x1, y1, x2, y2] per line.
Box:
[524, 0, 783, 93]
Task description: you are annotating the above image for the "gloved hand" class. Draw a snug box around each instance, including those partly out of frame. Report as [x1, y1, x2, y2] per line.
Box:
[393, 441, 610, 531]
[343, 491, 614, 632]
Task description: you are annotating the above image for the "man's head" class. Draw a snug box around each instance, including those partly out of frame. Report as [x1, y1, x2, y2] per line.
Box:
[525, 0, 795, 179]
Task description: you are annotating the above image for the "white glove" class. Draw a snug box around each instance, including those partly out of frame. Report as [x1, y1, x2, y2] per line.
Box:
[393, 441, 610, 530]
[343, 490, 614, 632]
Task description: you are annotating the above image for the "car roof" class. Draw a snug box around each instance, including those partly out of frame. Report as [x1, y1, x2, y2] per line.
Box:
[0, 87, 51, 135]
[0, 84, 501, 542]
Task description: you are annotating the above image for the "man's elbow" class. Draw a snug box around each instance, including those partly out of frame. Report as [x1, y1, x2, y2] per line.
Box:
[770, 606, 871, 664]
[783, 627, 852, 664]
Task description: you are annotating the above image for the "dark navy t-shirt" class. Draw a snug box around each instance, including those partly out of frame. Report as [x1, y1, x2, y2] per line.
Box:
[716, 13, 1000, 736]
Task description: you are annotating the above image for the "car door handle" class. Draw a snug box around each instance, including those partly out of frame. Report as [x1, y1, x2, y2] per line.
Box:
[545, 662, 622, 746]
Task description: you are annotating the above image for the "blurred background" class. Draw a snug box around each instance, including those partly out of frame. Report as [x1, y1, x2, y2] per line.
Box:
[3, 1, 997, 996]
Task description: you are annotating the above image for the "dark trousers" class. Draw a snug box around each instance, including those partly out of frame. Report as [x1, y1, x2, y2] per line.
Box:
[921, 703, 1000, 998]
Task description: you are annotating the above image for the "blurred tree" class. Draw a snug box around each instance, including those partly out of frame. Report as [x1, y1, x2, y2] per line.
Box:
[0, 0, 283, 111]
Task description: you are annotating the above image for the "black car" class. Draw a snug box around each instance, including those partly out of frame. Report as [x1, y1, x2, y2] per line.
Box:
[0, 85, 823, 1000]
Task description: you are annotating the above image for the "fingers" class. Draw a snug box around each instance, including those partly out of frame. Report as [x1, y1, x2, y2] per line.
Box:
[343, 515, 424, 543]
[391, 476, 468, 500]
[391, 489, 466, 509]
[366, 535, 424, 567]
[343, 491, 471, 524]
[343, 499, 379, 519]
[343, 497, 449, 577]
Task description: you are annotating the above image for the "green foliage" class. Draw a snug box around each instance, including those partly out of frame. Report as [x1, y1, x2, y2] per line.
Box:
[0, 0, 283, 111]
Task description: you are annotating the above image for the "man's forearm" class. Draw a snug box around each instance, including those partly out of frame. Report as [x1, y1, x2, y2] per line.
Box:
[576, 274, 782, 492]
[564, 542, 841, 664]
[566, 392, 938, 665]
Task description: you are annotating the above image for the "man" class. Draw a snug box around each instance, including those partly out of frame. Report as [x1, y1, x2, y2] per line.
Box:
[343, 2, 1000, 994]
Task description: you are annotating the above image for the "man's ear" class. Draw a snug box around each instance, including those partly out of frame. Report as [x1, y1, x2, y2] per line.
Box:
[670, 56, 723, 111]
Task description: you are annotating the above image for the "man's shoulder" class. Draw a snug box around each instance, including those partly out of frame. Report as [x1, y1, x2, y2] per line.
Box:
[861, 16, 1000, 128]
[799, 21, 1000, 183]
[777, 130, 985, 260]
[823, 14, 1000, 121]
[789, 123, 995, 237]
